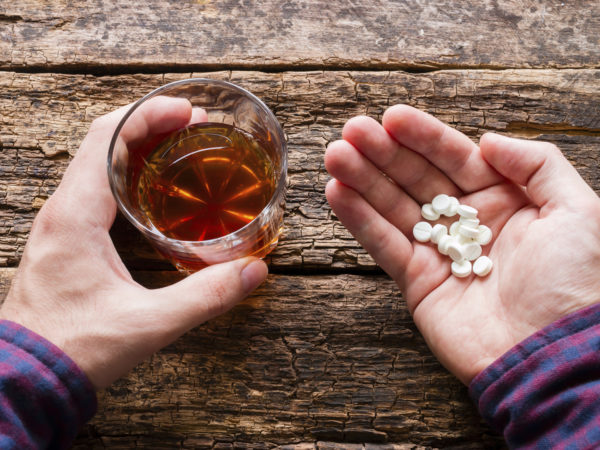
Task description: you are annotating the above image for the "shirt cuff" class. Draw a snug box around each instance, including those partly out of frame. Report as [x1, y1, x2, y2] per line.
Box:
[0, 319, 97, 448]
[469, 303, 600, 448]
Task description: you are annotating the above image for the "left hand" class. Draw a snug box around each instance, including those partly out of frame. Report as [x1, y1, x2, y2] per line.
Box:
[1, 97, 268, 389]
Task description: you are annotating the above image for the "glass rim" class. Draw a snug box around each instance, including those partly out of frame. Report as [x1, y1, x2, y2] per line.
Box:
[107, 77, 288, 246]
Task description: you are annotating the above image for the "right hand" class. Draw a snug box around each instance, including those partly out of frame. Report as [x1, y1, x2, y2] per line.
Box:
[325, 105, 600, 384]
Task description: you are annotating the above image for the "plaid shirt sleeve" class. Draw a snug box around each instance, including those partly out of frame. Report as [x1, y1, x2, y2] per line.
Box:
[0, 319, 97, 449]
[469, 303, 600, 449]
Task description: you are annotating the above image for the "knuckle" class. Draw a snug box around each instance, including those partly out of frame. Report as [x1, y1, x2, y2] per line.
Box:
[542, 141, 562, 158]
[32, 195, 65, 235]
[89, 115, 110, 133]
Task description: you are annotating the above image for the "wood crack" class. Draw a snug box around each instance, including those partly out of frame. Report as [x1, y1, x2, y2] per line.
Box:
[4, 63, 600, 77]
[505, 121, 600, 137]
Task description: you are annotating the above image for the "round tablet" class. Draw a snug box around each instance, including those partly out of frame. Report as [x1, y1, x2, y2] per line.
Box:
[457, 204, 478, 219]
[459, 217, 480, 228]
[413, 221, 433, 242]
[477, 225, 493, 245]
[443, 196, 460, 217]
[458, 224, 479, 239]
[451, 259, 472, 278]
[432, 194, 451, 214]
[447, 240, 466, 262]
[430, 224, 448, 244]
[473, 256, 493, 277]
[421, 203, 440, 221]
[437, 234, 452, 255]
[449, 221, 460, 236]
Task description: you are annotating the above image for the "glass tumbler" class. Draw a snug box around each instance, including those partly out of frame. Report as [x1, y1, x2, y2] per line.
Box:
[107, 78, 287, 272]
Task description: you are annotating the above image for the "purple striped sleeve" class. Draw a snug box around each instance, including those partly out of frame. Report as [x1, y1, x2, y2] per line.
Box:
[469, 303, 600, 449]
[0, 319, 97, 449]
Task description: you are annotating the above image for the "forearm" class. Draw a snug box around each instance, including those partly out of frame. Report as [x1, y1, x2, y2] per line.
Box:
[0, 320, 97, 449]
[470, 303, 600, 449]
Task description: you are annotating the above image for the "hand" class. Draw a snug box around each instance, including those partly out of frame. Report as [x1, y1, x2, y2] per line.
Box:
[325, 105, 600, 384]
[0, 97, 268, 389]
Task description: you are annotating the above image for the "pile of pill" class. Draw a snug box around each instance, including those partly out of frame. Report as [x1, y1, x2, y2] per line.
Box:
[412, 194, 493, 278]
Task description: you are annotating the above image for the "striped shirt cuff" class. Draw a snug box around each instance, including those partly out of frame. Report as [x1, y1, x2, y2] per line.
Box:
[0, 320, 97, 449]
[469, 303, 600, 449]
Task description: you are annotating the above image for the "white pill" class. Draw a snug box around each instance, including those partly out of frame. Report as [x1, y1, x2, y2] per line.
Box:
[449, 221, 460, 236]
[430, 224, 448, 244]
[437, 234, 452, 255]
[457, 204, 478, 219]
[459, 216, 480, 228]
[447, 239, 466, 261]
[413, 221, 433, 243]
[473, 256, 493, 277]
[421, 203, 440, 221]
[443, 196, 460, 217]
[432, 194, 451, 214]
[477, 225, 493, 245]
[463, 241, 482, 261]
[451, 259, 472, 278]
[459, 224, 480, 239]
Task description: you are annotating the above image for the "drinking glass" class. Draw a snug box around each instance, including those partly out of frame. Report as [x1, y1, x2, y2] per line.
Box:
[107, 78, 287, 272]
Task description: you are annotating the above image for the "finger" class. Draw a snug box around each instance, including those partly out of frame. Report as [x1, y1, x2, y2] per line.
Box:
[479, 133, 597, 209]
[153, 257, 268, 337]
[189, 107, 208, 125]
[325, 139, 421, 237]
[382, 105, 503, 192]
[118, 96, 193, 145]
[342, 115, 461, 204]
[57, 97, 193, 228]
[74, 96, 192, 177]
[326, 179, 413, 280]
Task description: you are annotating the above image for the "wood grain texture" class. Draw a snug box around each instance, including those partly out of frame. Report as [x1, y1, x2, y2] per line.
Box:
[1, 70, 599, 270]
[0, 268, 504, 448]
[2, 2, 598, 447]
[1, 0, 599, 71]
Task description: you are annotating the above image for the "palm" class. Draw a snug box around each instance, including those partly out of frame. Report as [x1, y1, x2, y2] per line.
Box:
[409, 188, 580, 383]
[326, 105, 600, 384]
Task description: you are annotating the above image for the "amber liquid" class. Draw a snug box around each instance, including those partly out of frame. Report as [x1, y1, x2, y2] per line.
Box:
[132, 123, 280, 270]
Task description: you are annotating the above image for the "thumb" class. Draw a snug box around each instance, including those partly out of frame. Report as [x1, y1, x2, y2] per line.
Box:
[153, 257, 268, 334]
[480, 133, 596, 209]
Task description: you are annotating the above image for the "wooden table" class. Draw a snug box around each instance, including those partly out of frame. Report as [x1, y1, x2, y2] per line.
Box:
[1, 1, 599, 448]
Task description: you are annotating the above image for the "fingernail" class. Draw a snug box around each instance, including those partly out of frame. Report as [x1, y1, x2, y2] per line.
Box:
[241, 258, 268, 294]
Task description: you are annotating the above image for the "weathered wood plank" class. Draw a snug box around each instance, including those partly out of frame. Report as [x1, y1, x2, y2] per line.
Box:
[1, 1, 599, 70]
[1, 70, 599, 270]
[0, 268, 504, 448]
